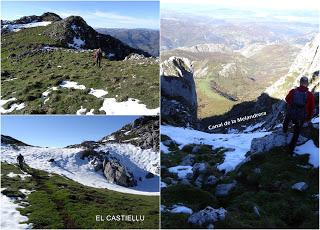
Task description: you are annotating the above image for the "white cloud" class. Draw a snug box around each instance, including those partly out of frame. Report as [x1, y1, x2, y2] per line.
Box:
[161, 0, 319, 11]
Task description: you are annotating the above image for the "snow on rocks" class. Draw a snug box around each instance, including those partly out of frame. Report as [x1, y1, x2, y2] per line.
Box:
[0, 190, 32, 230]
[42, 86, 58, 98]
[0, 98, 25, 114]
[86, 109, 94, 115]
[89, 88, 108, 98]
[68, 37, 85, 49]
[188, 206, 227, 228]
[96, 143, 159, 176]
[59, 80, 86, 90]
[99, 98, 159, 115]
[291, 182, 309, 191]
[295, 140, 319, 167]
[161, 125, 270, 173]
[168, 165, 193, 178]
[19, 189, 34, 196]
[1, 144, 158, 196]
[3, 21, 52, 32]
[170, 205, 193, 214]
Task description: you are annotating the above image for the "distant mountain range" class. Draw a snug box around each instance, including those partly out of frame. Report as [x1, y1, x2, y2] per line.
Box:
[96, 28, 159, 57]
[161, 12, 318, 51]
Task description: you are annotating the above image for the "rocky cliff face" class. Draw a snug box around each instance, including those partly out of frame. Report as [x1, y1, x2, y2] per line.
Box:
[266, 34, 320, 98]
[161, 56, 198, 127]
[43, 16, 150, 60]
[100, 116, 159, 151]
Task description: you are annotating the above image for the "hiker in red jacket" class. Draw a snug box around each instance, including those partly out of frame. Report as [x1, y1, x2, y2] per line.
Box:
[283, 76, 315, 154]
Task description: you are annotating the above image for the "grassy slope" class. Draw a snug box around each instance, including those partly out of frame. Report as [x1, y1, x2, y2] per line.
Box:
[1, 163, 159, 229]
[161, 136, 319, 229]
[1, 27, 159, 114]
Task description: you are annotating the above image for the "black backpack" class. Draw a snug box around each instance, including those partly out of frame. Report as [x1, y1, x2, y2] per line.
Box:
[287, 89, 307, 121]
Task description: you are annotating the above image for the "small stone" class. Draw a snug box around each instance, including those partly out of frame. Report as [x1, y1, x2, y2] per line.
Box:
[291, 182, 308, 191]
[215, 181, 237, 197]
[253, 206, 260, 217]
[206, 175, 218, 185]
[181, 154, 195, 166]
[192, 163, 207, 175]
[253, 168, 261, 174]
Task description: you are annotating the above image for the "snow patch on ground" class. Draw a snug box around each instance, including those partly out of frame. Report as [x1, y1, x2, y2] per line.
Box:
[295, 140, 319, 167]
[99, 98, 159, 115]
[76, 106, 87, 115]
[107, 53, 115, 59]
[60, 81, 86, 90]
[0, 98, 26, 114]
[6, 172, 31, 180]
[162, 125, 270, 172]
[0, 189, 32, 230]
[3, 21, 51, 32]
[89, 88, 108, 98]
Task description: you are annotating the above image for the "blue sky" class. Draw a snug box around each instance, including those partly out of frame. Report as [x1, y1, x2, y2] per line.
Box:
[1, 1, 159, 29]
[161, 0, 319, 24]
[1, 116, 139, 147]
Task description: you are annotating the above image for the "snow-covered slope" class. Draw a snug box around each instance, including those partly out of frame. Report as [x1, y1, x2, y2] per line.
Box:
[2, 21, 52, 32]
[161, 125, 270, 172]
[1, 143, 159, 196]
[162, 124, 319, 172]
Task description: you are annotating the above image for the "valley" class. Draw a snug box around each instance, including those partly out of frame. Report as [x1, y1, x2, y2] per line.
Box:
[161, 12, 318, 119]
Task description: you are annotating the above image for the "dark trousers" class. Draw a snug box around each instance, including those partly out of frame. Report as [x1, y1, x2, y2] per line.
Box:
[18, 161, 24, 170]
[283, 115, 304, 153]
[96, 58, 101, 67]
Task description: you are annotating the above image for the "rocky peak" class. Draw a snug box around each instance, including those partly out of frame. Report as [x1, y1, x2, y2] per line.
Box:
[1, 135, 30, 147]
[9, 12, 61, 24]
[43, 15, 150, 59]
[100, 116, 159, 151]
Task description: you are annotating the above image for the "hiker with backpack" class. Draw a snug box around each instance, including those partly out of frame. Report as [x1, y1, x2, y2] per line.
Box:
[283, 76, 315, 154]
[94, 48, 103, 68]
[17, 153, 25, 170]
